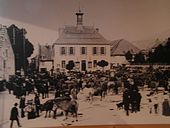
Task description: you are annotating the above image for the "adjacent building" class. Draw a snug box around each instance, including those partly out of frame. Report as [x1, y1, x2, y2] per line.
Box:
[53, 9, 111, 72]
[110, 39, 140, 65]
[0, 25, 15, 80]
[38, 44, 54, 72]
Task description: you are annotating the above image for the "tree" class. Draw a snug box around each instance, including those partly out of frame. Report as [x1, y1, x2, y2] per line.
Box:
[134, 52, 145, 64]
[7, 24, 34, 75]
[148, 37, 170, 64]
[97, 60, 109, 71]
[66, 60, 75, 71]
[125, 50, 133, 62]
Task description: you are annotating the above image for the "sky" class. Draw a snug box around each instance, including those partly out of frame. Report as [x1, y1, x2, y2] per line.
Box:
[1, 0, 170, 56]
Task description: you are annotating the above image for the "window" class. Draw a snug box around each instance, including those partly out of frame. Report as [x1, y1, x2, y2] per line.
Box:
[100, 47, 105, 55]
[61, 60, 66, 68]
[69, 47, 75, 55]
[5, 49, 8, 57]
[93, 47, 97, 55]
[81, 47, 87, 54]
[3, 60, 6, 69]
[60, 47, 66, 55]
[88, 61, 92, 68]
[93, 60, 97, 68]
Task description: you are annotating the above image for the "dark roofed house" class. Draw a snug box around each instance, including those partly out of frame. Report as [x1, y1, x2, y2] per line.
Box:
[110, 39, 140, 65]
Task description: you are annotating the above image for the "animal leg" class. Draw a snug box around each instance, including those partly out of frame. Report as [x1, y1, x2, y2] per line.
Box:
[53, 109, 57, 119]
[49, 110, 51, 118]
[64, 111, 68, 121]
[75, 112, 78, 121]
[45, 111, 47, 118]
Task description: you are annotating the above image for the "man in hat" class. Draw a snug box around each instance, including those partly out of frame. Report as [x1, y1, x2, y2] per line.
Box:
[10, 103, 21, 128]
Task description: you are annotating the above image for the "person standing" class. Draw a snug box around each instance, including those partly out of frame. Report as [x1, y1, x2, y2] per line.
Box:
[44, 82, 49, 98]
[19, 96, 26, 118]
[162, 97, 170, 116]
[71, 87, 78, 100]
[123, 89, 130, 116]
[153, 96, 159, 114]
[34, 94, 41, 117]
[10, 103, 21, 128]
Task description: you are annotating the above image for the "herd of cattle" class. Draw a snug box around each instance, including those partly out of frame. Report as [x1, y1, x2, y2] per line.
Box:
[1, 65, 170, 120]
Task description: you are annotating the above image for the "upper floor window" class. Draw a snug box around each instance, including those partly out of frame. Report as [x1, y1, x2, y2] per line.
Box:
[60, 47, 66, 55]
[93, 47, 97, 55]
[81, 47, 87, 54]
[100, 47, 105, 55]
[69, 47, 75, 55]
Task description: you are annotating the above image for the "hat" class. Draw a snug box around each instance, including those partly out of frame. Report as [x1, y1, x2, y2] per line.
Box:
[14, 103, 18, 106]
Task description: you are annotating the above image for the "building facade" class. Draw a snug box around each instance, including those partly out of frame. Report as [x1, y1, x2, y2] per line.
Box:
[0, 25, 15, 80]
[38, 44, 54, 73]
[53, 10, 111, 72]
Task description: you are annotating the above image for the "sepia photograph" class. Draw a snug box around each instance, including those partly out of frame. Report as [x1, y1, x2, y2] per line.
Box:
[1, 0, 170, 128]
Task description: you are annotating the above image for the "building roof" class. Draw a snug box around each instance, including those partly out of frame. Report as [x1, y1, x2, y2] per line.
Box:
[54, 26, 110, 45]
[111, 39, 140, 56]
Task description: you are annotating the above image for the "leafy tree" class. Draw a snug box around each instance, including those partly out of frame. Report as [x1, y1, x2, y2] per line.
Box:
[148, 37, 170, 64]
[66, 60, 75, 71]
[7, 24, 34, 74]
[134, 52, 145, 64]
[125, 50, 133, 62]
[97, 60, 109, 71]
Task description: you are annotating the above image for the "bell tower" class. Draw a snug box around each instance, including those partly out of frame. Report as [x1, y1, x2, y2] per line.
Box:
[76, 6, 84, 30]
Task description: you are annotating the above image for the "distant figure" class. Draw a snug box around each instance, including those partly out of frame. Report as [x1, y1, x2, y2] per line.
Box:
[148, 98, 153, 114]
[34, 94, 41, 117]
[10, 103, 21, 128]
[153, 96, 159, 114]
[123, 89, 130, 116]
[71, 87, 78, 100]
[136, 91, 142, 111]
[19, 96, 26, 118]
[162, 98, 170, 116]
[44, 83, 49, 98]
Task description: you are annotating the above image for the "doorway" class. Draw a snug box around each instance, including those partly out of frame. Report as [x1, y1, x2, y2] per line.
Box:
[81, 60, 86, 71]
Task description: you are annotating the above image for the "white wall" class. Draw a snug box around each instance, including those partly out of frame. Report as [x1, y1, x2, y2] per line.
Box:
[39, 61, 53, 72]
[53, 44, 111, 71]
[0, 25, 15, 80]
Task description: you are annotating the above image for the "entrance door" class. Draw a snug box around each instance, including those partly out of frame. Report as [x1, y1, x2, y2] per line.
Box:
[81, 60, 86, 71]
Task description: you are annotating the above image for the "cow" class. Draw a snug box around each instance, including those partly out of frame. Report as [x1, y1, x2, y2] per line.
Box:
[41, 97, 79, 121]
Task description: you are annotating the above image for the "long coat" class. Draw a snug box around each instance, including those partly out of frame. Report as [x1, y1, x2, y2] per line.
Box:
[162, 99, 170, 116]
[10, 107, 19, 120]
[19, 97, 25, 109]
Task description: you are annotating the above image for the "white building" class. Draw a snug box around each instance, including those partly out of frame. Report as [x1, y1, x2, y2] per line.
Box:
[53, 10, 111, 72]
[0, 25, 15, 80]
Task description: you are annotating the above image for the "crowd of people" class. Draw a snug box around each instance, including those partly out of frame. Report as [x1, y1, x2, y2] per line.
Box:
[1, 65, 170, 127]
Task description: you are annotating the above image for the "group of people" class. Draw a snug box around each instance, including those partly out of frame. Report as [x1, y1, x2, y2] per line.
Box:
[6, 65, 170, 127]
[10, 93, 41, 128]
